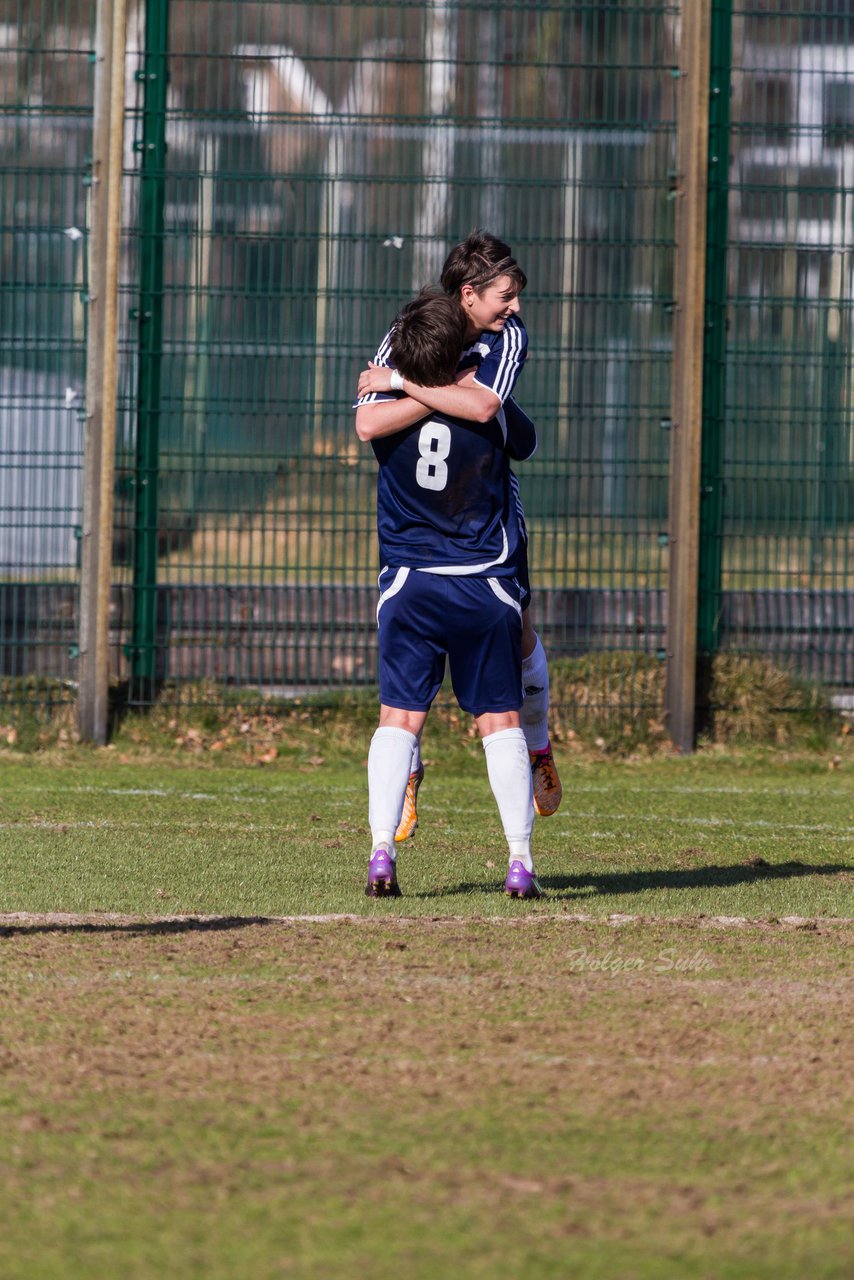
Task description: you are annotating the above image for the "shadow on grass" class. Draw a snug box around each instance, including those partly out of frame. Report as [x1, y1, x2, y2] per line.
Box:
[0, 915, 278, 938]
[414, 861, 853, 901]
[541, 861, 853, 900]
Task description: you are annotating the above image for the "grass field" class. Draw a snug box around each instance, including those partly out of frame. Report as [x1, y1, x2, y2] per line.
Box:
[1, 740, 852, 1278]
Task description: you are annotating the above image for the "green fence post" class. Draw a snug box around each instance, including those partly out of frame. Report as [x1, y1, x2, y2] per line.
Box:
[129, 0, 169, 703]
[696, 0, 733, 724]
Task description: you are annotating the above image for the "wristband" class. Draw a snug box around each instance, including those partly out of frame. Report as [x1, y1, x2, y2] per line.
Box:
[389, 369, 405, 392]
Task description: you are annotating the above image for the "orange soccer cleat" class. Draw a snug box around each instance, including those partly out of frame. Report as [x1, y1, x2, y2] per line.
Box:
[394, 763, 425, 842]
[529, 742, 562, 817]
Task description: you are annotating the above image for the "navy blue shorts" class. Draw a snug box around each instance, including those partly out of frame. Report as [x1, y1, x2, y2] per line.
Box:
[376, 568, 523, 716]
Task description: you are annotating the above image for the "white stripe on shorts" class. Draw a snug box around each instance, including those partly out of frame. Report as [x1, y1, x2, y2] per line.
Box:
[487, 576, 522, 617]
[376, 566, 410, 621]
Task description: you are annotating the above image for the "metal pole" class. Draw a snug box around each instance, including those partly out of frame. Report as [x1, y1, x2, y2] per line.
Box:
[181, 133, 215, 515]
[78, 0, 128, 743]
[558, 139, 581, 456]
[665, 0, 713, 753]
[129, 0, 169, 703]
[412, 0, 457, 287]
[313, 128, 345, 435]
[696, 0, 733, 704]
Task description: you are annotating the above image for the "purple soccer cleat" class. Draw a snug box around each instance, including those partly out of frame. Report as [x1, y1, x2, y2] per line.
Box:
[365, 848, 402, 898]
[504, 860, 543, 900]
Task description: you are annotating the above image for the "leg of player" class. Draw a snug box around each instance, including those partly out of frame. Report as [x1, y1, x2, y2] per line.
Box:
[394, 727, 425, 843]
[520, 609, 563, 818]
[394, 623, 554, 840]
[477, 712, 542, 900]
[366, 708, 427, 897]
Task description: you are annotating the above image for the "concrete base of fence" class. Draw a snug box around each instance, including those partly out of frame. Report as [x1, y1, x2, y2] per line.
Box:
[1, 584, 852, 691]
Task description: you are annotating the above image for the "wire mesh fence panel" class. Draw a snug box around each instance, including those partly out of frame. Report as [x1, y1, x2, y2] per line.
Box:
[8, 2, 851, 730]
[0, 3, 93, 706]
[109, 0, 679, 725]
[715, 3, 854, 692]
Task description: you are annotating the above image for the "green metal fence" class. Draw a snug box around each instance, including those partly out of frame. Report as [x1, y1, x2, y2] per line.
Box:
[706, 2, 854, 693]
[0, 1, 93, 702]
[2, 0, 853, 733]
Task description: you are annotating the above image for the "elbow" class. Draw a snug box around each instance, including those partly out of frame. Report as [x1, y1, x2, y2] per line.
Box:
[475, 395, 502, 423]
[355, 411, 373, 442]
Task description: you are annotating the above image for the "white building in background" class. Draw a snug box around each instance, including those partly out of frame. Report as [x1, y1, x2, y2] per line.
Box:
[235, 44, 332, 175]
[734, 43, 854, 326]
[1, 371, 82, 570]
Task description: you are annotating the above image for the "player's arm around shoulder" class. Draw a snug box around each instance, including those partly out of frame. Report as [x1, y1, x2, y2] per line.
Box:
[357, 364, 499, 431]
[397, 370, 500, 424]
[355, 346, 431, 442]
[355, 394, 427, 442]
[503, 396, 538, 462]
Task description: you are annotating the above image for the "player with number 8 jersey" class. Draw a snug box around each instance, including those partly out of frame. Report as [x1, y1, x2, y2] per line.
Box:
[358, 231, 562, 831]
[362, 290, 533, 578]
[355, 287, 543, 900]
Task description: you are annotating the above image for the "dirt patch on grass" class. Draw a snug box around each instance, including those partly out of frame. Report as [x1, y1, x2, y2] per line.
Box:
[3, 919, 852, 1117]
[1, 920, 852, 1278]
[2, 910, 853, 934]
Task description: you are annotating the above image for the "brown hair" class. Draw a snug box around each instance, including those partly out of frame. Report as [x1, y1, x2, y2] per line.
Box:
[440, 228, 527, 297]
[388, 287, 468, 386]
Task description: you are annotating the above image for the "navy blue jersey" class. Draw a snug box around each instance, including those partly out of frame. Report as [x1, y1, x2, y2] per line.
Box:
[370, 409, 525, 575]
[357, 314, 535, 574]
[457, 316, 528, 402]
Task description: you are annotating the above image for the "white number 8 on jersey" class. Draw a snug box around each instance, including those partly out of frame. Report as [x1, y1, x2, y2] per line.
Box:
[416, 421, 451, 491]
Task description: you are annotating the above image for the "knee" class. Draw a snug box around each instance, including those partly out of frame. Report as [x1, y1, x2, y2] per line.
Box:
[476, 710, 521, 738]
[378, 705, 427, 736]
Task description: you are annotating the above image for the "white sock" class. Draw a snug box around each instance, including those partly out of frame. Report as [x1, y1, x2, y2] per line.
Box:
[368, 726, 417, 855]
[482, 728, 534, 872]
[521, 634, 550, 753]
[411, 736, 422, 775]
